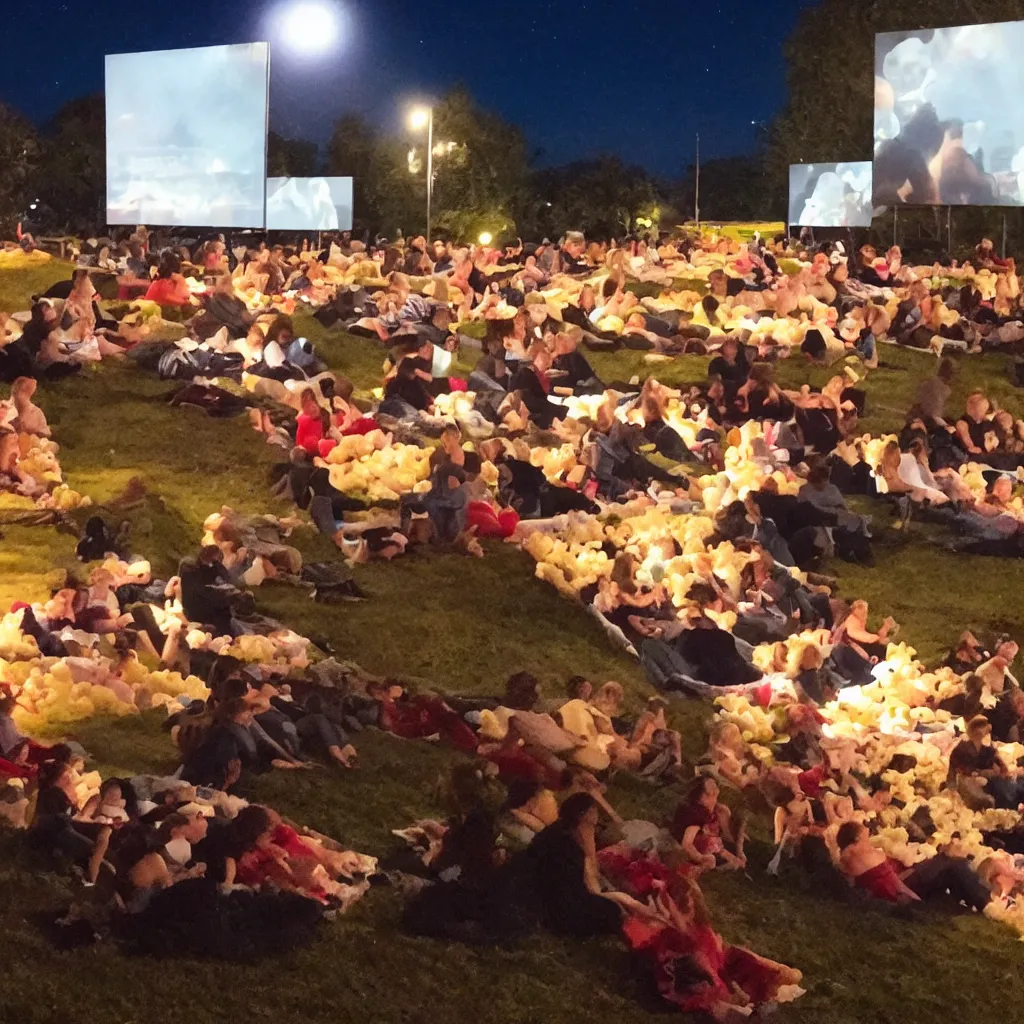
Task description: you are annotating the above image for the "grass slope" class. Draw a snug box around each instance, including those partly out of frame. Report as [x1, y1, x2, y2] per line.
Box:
[2, 265, 1024, 1023]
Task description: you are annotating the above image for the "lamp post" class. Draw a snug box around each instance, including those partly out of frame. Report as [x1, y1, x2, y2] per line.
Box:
[409, 105, 433, 241]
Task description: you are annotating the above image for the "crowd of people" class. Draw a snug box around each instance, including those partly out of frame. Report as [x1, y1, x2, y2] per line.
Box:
[2, 219, 1024, 1013]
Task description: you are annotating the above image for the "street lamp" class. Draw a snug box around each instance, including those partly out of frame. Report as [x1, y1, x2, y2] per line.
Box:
[408, 105, 433, 241]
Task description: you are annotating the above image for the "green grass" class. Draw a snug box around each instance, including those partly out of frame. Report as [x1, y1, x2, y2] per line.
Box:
[0, 256, 74, 310]
[4, 263, 1024, 1023]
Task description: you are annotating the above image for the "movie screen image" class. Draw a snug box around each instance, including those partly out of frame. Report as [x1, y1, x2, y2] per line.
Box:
[265, 177, 354, 231]
[106, 42, 270, 227]
[788, 163, 874, 227]
[874, 22, 1024, 206]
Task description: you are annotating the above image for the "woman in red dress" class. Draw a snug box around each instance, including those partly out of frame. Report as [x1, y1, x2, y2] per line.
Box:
[623, 875, 803, 1018]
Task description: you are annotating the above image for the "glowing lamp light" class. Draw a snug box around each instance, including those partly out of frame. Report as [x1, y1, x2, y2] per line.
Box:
[478, 231, 493, 246]
[408, 106, 431, 131]
[275, 0, 342, 56]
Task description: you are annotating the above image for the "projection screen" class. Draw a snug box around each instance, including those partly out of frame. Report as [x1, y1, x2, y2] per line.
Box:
[788, 163, 874, 227]
[265, 177, 354, 231]
[105, 42, 270, 227]
[874, 22, 1024, 207]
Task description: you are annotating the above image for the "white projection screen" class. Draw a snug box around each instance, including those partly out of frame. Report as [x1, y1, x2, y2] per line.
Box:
[788, 163, 874, 227]
[105, 42, 270, 227]
[265, 177, 354, 231]
[874, 22, 1024, 207]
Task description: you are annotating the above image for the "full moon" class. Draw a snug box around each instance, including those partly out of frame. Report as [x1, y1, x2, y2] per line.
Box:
[276, 1, 342, 55]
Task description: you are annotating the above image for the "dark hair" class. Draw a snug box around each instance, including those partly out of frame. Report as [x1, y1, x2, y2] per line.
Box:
[601, 277, 619, 299]
[266, 315, 295, 345]
[836, 821, 862, 850]
[484, 318, 517, 347]
[686, 581, 719, 606]
[155, 251, 181, 280]
[557, 791, 597, 828]
[806, 461, 831, 487]
[230, 805, 273, 849]
[802, 328, 826, 359]
[213, 697, 249, 725]
[29, 300, 56, 326]
[0, 695, 15, 716]
[156, 812, 192, 844]
[501, 778, 541, 813]
[197, 544, 223, 567]
[333, 376, 355, 403]
[504, 671, 540, 710]
[37, 760, 68, 789]
[47, 743, 73, 765]
[565, 675, 590, 699]
[685, 774, 715, 806]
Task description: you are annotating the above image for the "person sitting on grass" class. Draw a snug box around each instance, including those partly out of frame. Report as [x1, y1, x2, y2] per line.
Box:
[179, 697, 309, 795]
[31, 759, 112, 886]
[515, 792, 657, 937]
[9, 375, 50, 437]
[671, 776, 747, 872]
[947, 714, 1024, 811]
[144, 252, 194, 307]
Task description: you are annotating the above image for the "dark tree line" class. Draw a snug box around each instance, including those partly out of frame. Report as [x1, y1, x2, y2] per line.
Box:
[0, 82, 790, 240]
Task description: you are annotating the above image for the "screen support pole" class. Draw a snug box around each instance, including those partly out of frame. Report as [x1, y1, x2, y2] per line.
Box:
[1003, 214, 1008, 259]
[893, 206, 898, 249]
[946, 207, 952, 257]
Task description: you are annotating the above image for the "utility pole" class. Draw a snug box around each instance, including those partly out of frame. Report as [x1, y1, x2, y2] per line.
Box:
[694, 133, 700, 229]
[426, 108, 434, 243]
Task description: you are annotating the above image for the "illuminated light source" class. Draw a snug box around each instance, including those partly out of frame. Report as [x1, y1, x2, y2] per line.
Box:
[478, 231, 493, 246]
[275, 0, 342, 56]
[408, 106, 431, 131]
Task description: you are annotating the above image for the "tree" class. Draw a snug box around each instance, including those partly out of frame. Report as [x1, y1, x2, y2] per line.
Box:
[267, 132, 318, 178]
[0, 103, 40, 236]
[428, 87, 530, 239]
[526, 157, 662, 239]
[35, 95, 105, 233]
[674, 155, 782, 224]
[325, 92, 532, 240]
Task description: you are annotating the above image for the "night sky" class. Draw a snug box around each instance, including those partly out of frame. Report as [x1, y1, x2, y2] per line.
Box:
[0, 0, 818, 176]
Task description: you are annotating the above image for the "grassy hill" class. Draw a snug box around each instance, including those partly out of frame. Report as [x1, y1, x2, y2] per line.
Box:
[2, 261, 1024, 1023]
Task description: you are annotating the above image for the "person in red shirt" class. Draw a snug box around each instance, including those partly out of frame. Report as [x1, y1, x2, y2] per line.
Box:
[145, 254, 194, 307]
[295, 389, 327, 455]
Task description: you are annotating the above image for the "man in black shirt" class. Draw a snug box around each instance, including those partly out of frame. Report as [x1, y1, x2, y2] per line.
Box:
[947, 715, 1024, 809]
[707, 337, 750, 397]
[178, 547, 238, 636]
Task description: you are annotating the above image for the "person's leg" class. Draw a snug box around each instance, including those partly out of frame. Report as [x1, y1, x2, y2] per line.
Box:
[905, 854, 989, 910]
[296, 713, 355, 766]
[986, 775, 1024, 810]
[86, 825, 112, 884]
[856, 332, 877, 365]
